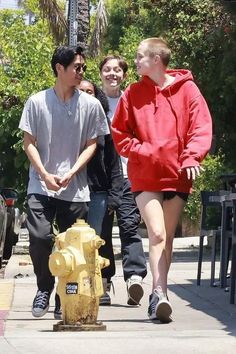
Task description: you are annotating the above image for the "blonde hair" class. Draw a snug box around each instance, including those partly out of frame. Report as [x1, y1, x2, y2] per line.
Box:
[139, 38, 171, 66]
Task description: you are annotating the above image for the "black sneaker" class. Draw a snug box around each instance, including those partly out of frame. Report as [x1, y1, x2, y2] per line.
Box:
[54, 293, 62, 320]
[148, 288, 172, 323]
[32, 290, 51, 318]
[100, 279, 113, 306]
[99, 291, 111, 306]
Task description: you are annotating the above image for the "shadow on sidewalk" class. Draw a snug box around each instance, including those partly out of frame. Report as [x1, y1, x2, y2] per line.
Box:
[139, 247, 213, 264]
[168, 278, 236, 337]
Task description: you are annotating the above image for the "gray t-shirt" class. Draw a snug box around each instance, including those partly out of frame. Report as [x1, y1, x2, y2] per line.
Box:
[19, 88, 109, 202]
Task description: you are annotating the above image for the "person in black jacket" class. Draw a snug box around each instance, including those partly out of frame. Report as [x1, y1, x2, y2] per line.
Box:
[78, 80, 123, 304]
[99, 56, 147, 307]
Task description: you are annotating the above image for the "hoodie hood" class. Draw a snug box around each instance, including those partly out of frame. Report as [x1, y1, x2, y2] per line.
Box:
[142, 69, 193, 92]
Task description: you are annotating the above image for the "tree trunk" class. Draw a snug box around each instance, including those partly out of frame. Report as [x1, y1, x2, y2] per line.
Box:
[77, 0, 90, 49]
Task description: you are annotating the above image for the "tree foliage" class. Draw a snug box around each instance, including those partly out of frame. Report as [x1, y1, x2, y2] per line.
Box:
[0, 9, 55, 203]
[1, 0, 236, 219]
[103, 0, 236, 225]
[183, 153, 227, 225]
[104, 0, 236, 169]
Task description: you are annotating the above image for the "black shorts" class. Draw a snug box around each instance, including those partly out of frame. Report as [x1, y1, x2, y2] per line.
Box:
[133, 191, 189, 202]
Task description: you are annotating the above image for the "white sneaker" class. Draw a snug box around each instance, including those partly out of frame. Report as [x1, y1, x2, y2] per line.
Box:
[148, 287, 172, 323]
[126, 275, 144, 305]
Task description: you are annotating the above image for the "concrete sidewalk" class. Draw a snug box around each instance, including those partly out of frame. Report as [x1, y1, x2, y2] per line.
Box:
[1, 234, 236, 353]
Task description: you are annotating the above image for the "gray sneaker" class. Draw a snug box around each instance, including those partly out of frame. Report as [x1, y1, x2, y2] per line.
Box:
[32, 290, 51, 318]
[99, 291, 111, 306]
[100, 279, 112, 306]
[54, 293, 62, 320]
[126, 275, 144, 305]
[148, 287, 172, 323]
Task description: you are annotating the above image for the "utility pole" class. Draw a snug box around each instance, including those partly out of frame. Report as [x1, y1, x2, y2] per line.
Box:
[67, 0, 78, 46]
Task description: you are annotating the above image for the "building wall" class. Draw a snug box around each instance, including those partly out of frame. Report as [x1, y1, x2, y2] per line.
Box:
[0, 0, 20, 10]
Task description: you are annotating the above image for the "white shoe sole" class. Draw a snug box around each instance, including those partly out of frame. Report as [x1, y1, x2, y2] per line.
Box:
[127, 282, 144, 305]
[156, 300, 172, 323]
[32, 304, 49, 318]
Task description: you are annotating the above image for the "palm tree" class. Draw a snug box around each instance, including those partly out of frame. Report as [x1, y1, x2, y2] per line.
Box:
[38, 0, 68, 44]
[75, 0, 90, 48]
[37, 0, 90, 47]
[18, 0, 67, 43]
[17, 0, 33, 24]
[19, 0, 107, 51]
[89, 0, 107, 57]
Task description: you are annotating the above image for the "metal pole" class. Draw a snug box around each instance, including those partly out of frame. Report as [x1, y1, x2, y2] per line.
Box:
[67, 0, 78, 46]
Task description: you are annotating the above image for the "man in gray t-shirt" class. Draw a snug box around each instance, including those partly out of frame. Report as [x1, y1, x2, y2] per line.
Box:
[19, 46, 109, 319]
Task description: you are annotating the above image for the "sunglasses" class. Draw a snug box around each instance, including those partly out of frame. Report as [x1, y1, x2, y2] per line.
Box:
[75, 63, 87, 73]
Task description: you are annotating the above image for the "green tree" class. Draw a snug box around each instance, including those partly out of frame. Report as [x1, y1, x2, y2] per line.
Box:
[105, 0, 236, 169]
[1, 0, 236, 221]
[102, 0, 236, 228]
[19, 0, 90, 47]
[183, 153, 227, 226]
[20, 1, 108, 51]
[19, 0, 67, 44]
[0, 9, 55, 202]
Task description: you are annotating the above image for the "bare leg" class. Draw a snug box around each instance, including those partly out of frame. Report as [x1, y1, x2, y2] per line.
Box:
[135, 192, 167, 292]
[136, 192, 185, 322]
[163, 196, 186, 271]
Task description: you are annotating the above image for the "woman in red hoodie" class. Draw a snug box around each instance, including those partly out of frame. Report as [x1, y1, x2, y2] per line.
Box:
[111, 38, 212, 323]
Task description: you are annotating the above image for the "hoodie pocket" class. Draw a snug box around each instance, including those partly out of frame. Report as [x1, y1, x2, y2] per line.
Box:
[137, 139, 180, 180]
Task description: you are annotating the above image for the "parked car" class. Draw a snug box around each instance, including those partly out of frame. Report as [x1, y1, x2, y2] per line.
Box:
[0, 188, 22, 268]
[0, 192, 7, 268]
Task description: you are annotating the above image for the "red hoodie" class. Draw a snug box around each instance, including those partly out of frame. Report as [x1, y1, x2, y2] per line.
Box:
[111, 69, 212, 193]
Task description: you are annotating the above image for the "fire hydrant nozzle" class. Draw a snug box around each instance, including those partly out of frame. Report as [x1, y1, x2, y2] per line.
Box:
[49, 250, 74, 277]
[91, 236, 105, 249]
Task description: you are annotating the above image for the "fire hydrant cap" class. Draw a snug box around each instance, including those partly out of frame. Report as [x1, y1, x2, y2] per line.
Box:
[49, 250, 73, 277]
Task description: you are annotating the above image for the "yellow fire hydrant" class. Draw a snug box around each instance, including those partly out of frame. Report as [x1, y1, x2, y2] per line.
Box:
[49, 219, 110, 331]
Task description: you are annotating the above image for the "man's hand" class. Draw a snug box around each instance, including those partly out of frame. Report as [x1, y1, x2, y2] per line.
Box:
[179, 166, 204, 180]
[59, 171, 74, 188]
[43, 173, 62, 191]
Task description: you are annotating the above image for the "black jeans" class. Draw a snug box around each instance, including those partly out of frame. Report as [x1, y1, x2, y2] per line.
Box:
[26, 194, 88, 291]
[100, 179, 147, 282]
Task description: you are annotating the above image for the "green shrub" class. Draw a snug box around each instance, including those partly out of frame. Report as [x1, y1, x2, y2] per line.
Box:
[183, 153, 227, 227]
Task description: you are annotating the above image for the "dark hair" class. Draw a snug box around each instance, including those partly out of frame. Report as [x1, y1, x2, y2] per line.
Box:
[51, 46, 85, 77]
[80, 79, 109, 115]
[99, 55, 128, 74]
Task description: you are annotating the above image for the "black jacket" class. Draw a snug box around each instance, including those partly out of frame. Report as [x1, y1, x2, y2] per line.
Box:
[87, 121, 123, 210]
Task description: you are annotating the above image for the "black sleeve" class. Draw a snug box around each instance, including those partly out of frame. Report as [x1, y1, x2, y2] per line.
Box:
[104, 133, 124, 210]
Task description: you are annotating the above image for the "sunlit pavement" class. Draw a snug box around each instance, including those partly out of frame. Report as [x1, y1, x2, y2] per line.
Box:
[0, 230, 236, 354]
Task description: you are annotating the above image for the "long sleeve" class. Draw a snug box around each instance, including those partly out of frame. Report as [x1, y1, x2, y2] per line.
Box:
[179, 94, 212, 168]
[111, 92, 142, 163]
[104, 130, 124, 210]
